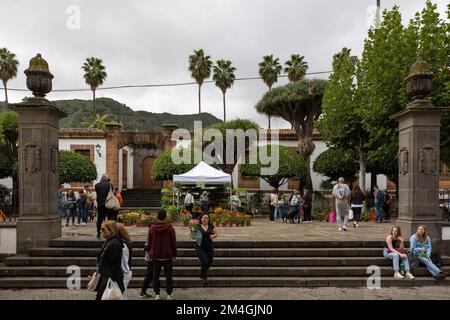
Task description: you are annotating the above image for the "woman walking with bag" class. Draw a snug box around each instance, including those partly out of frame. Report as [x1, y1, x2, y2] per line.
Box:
[349, 185, 365, 228]
[95, 221, 125, 300]
[195, 213, 217, 286]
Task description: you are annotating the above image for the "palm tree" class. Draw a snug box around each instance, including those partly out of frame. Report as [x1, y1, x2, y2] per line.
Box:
[0, 48, 19, 104]
[258, 55, 282, 129]
[284, 54, 308, 83]
[188, 49, 212, 115]
[81, 57, 107, 116]
[213, 59, 236, 122]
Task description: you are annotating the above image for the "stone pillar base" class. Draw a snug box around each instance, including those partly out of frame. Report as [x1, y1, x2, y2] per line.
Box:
[397, 218, 442, 250]
[17, 219, 62, 253]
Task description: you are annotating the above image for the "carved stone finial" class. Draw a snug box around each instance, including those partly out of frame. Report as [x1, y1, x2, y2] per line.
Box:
[405, 58, 433, 100]
[24, 53, 54, 98]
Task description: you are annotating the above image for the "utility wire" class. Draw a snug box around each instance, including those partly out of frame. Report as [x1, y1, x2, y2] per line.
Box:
[7, 70, 332, 93]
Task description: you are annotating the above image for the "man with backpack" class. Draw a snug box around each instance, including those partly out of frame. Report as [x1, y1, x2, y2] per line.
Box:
[374, 185, 385, 223]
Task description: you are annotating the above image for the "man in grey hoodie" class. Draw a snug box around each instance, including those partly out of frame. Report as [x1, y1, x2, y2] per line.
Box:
[332, 177, 351, 231]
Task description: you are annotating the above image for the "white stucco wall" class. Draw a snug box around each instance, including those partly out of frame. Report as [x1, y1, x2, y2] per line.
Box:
[0, 178, 12, 188]
[59, 138, 106, 184]
[118, 146, 134, 190]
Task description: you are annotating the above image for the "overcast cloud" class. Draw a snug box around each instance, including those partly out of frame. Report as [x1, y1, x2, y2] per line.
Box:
[0, 0, 447, 129]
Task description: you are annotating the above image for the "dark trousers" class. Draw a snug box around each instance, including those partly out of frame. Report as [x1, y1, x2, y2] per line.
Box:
[186, 204, 193, 214]
[196, 246, 214, 279]
[303, 206, 312, 221]
[141, 261, 154, 294]
[383, 204, 391, 220]
[108, 210, 118, 221]
[290, 205, 300, 223]
[153, 260, 173, 295]
[352, 207, 362, 223]
[269, 204, 275, 221]
[97, 205, 107, 235]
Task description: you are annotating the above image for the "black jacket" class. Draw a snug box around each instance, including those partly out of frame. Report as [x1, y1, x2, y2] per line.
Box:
[95, 181, 112, 207]
[96, 236, 124, 293]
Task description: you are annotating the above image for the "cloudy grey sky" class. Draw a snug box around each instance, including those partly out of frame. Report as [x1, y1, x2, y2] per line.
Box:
[1, 0, 448, 129]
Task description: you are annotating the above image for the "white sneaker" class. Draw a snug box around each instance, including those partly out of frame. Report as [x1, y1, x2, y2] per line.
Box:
[405, 272, 415, 280]
[155, 294, 160, 300]
[342, 226, 348, 231]
[394, 271, 404, 279]
[338, 228, 343, 232]
[167, 294, 173, 300]
[82, 222, 86, 226]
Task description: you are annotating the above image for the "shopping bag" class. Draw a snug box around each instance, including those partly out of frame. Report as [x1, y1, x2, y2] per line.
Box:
[329, 210, 336, 224]
[101, 278, 123, 300]
[87, 271, 101, 291]
[348, 209, 354, 220]
[190, 228, 203, 246]
[106, 187, 120, 210]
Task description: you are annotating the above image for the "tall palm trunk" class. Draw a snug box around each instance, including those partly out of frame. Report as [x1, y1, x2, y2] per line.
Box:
[198, 84, 202, 114]
[92, 89, 96, 116]
[268, 116, 271, 130]
[2, 79, 8, 103]
[222, 91, 226, 122]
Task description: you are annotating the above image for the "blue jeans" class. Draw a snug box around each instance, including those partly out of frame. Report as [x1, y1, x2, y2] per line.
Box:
[418, 255, 441, 276]
[383, 249, 410, 271]
[66, 207, 76, 225]
[77, 206, 87, 224]
[276, 204, 285, 220]
[375, 203, 383, 222]
[57, 206, 65, 219]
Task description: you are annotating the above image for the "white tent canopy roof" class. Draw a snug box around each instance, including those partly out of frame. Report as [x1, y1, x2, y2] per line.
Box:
[173, 161, 231, 184]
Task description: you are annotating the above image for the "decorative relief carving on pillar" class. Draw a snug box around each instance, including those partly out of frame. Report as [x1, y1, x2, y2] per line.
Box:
[399, 147, 408, 175]
[50, 144, 58, 173]
[418, 144, 436, 174]
[23, 143, 41, 173]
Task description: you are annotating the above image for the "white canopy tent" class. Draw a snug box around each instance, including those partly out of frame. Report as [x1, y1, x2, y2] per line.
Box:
[173, 161, 231, 184]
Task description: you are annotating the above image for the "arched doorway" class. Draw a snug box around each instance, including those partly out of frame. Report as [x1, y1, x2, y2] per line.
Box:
[141, 156, 162, 189]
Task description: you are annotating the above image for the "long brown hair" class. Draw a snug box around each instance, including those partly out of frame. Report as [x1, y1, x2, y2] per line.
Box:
[117, 223, 131, 243]
[351, 184, 363, 197]
[390, 226, 402, 237]
[415, 225, 428, 243]
[102, 220, 119, 238]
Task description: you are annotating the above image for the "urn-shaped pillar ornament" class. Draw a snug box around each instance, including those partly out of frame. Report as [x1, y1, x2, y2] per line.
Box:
[405, 58, 433, 100]
[24, 53, 54, 97]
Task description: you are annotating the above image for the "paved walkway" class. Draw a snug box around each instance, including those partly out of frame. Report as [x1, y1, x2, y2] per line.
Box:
[61, 218, 394, 241]
[0, 286, 449, 300]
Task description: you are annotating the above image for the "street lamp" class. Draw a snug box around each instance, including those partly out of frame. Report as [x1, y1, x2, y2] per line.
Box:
[95, 144, 102, 157]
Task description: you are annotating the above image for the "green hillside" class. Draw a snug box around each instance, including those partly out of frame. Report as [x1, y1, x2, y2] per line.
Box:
[1, 98, 222, 131]
[52, 98, 222, 131]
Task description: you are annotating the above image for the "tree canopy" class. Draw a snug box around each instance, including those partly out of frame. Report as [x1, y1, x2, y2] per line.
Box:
[241, 145, 307, 192]
[313, 148, 359, 183]
[255, 78, 327, 190]
[59, 150, 97, 184]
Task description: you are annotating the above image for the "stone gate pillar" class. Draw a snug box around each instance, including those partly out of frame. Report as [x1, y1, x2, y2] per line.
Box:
[392, 59, 447, 246]
[105, 123, 121, 187]
[10, 54, 66, 253]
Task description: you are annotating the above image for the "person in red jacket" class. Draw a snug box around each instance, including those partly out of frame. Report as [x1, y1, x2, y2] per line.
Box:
[148, 209, 177, 300]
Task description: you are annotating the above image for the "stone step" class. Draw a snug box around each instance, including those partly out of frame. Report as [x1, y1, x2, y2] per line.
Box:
[8, 256, 448, 267]
[1, 266, 449, 277]
[27, 247, 388, 258]
[1, 276, 449, 289]
[48, 239, 389, 248]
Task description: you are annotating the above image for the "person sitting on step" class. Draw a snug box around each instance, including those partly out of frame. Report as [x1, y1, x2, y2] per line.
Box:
[383, 226, 415, 280]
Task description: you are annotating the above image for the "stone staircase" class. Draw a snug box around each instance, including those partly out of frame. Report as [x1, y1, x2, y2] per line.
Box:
[1, 239, 449, 288]
[121, 188, 161, 209]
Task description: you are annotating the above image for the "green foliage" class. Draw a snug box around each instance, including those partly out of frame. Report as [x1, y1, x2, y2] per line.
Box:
[54, 98, 222, 131]
[241, 145, 307, 191]
[152, 148, 202, 181]
[0, 48, 19, 102]
[313, 148, 358, 182]
[284, 54, 308, 83]
[59, 150, 97, 183]
[0, 111, 18, 180]
[0, 152, 12, 179]
[82, 113, 122, 132]
[188, 49, 213, 114]
[258, 55, 282, 90]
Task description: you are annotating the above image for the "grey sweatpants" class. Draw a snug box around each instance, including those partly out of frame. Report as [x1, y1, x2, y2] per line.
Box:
[336, 203, 349, 228]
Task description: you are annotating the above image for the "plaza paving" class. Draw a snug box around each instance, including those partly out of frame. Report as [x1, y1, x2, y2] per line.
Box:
[60, 217, 395, 241]
[0, 286, 449, 300]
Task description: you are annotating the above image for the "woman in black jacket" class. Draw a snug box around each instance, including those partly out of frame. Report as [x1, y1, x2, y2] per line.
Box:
[195, 213, 217, 286]
[349, 185, 365, 228]
[95, 220, 124, 300]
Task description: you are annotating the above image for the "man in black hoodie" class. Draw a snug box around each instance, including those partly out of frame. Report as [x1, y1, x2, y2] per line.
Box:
[148, 209, 177, 300]
[95, 174, 113, 238]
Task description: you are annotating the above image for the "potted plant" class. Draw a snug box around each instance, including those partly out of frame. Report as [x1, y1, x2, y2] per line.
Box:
[244, 215, 252, 226]
[209, 214, 218, 227]
[181, 213, 193, 226]
[220, 214, 230, 227]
